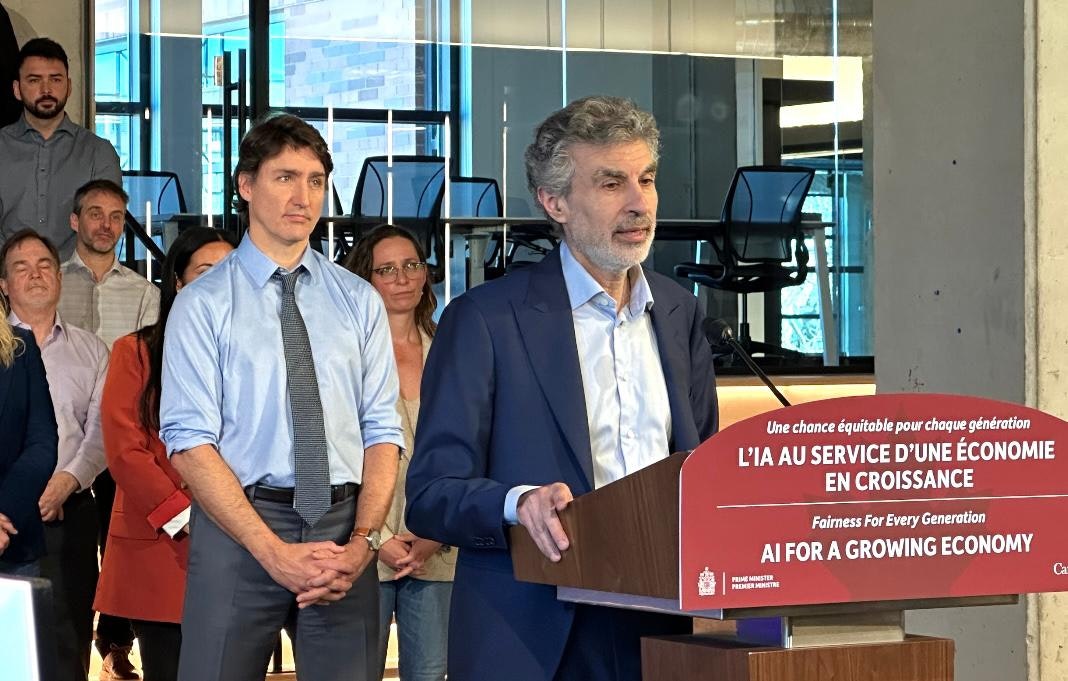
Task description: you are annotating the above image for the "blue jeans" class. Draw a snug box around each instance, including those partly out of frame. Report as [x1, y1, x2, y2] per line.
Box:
[377, 578, 452, 681]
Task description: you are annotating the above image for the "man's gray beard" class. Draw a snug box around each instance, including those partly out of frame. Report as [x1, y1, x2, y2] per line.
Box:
[566, 222, 656, 276]
[584, 240, 652, 275]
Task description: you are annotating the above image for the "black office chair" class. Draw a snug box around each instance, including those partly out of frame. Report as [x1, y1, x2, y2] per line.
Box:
[122, 170, 188, 227]
[313, 184, 348, 260]
[434, 176, 509, 280]
[351, 155, 447, 279]
[351, 155, 447, 218]
[323, 183, 344, 217]
[118, 170, 184, 275]
[439, 176, 502, 218]
[674, 165, 816, 357]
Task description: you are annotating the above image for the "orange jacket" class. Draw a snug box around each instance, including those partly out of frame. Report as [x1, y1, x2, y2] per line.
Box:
[94, 334, 190, 623]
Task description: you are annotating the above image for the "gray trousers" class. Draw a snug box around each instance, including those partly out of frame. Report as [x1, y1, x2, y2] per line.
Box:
[177, 495, 379, 681]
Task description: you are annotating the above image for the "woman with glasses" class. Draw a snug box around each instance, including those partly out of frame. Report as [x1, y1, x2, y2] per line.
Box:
[94, 227, 238, 681]
[344, 224, 454, 681]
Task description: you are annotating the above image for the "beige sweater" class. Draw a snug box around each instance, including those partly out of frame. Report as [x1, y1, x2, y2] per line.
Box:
[377, 333, 456, 582]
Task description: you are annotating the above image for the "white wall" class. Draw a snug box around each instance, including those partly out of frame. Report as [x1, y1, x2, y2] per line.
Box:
[466, 0, 739, 54]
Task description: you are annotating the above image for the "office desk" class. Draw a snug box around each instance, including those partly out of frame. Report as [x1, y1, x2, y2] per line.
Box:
[440, 217, 838, 366]
[170, 214, 838, 366]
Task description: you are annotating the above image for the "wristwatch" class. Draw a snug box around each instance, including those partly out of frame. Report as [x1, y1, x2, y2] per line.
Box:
[354, 527, 382, 551]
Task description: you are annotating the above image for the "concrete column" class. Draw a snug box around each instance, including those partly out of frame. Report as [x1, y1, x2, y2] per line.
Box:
[873, 1, 1027, 680]
[1029, 0, 1068, 678]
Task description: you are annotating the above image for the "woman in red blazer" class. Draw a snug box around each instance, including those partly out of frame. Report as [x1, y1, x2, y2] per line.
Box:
[94, 227, 237, 681]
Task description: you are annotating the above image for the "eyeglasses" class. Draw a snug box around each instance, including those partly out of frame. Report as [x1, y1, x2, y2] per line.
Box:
[371, 261, 428, 282]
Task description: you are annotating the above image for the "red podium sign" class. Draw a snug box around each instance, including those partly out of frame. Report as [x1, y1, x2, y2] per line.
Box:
[680, 393, 1068, 610]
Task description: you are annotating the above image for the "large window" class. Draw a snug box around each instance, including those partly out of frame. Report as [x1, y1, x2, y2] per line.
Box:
[94, 0, 138, 169]
[96, 0, 448, 214]
[265, 0, 449, 210]
[780, 160, 867, 356]
[93, 0, 873, 363]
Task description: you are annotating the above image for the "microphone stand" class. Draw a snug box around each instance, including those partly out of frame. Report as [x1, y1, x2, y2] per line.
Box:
[722, 334, 792, 408]
[705, 318, 792, 408]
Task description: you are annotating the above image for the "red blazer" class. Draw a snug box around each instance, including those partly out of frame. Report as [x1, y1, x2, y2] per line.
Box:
[94, 334, 191, 623]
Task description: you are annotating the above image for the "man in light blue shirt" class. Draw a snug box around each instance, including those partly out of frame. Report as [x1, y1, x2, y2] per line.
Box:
[160, 114, 403, 681]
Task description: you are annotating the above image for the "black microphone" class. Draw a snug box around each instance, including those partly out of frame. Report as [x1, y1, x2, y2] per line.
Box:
[702, 318, 791, 408]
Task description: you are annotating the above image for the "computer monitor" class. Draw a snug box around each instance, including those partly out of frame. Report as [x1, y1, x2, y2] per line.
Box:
[0, 575, 55, 681]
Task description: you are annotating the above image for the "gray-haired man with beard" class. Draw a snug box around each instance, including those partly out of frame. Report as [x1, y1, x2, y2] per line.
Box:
[0, 37, 121, 259]
[406, 96, 718, 681]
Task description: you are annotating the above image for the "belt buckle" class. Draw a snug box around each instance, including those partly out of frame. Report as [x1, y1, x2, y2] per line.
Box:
[330, 483, 358, 504]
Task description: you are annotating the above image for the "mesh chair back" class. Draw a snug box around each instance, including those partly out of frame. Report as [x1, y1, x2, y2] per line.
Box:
[321, 184, 344, 217]
[722, 166, 815, 263]
[440, 177, 502, 218]
[352, 156, 447, 218]
[439, 176, 505, 271]
[122, 170, 188, 225]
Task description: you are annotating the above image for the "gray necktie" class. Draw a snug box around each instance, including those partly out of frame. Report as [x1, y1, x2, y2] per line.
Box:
[275, 268, 331, 526]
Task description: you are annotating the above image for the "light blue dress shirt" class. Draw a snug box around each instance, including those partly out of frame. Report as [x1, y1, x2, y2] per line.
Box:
[504, 242, 671, 522]
[160, 236, 404, 487]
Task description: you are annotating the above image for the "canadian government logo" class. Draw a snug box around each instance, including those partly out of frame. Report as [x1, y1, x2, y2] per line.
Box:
[698, 566, 716, 596]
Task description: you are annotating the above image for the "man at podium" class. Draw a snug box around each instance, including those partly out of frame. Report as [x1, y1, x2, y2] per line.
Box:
[406, 96, 718, 681]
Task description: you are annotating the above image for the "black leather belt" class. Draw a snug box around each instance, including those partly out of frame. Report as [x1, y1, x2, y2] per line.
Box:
[245, 483, 359, 505]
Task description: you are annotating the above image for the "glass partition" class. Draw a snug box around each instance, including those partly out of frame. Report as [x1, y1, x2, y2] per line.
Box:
[93, 0, 873, 365]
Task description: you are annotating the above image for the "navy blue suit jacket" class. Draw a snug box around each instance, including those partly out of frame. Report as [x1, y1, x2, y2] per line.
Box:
[0, 327, 58, 565]
[406, 248, 717, 681]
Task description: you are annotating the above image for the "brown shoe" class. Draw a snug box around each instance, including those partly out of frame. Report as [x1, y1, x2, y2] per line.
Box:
[100, 644, 140, 681]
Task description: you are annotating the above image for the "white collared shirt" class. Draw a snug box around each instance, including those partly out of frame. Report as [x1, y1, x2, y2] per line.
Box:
[503, 244, 672, 523]
[57, 250, 160, 349]
[8, 311, 109, 490]
[559, 242, 671, 489]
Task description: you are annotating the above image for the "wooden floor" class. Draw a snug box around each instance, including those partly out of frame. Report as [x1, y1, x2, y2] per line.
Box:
[88, 625, 401, 680]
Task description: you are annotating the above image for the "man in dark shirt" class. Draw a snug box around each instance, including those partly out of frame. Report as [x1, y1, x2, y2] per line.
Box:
[0, 37, 121, 259]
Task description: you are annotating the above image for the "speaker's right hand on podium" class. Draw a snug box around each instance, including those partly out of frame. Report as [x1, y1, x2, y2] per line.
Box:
[516, 482, 574, 562]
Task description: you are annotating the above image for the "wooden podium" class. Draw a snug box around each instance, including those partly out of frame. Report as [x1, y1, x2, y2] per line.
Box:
[509, 452, 1012, 681]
